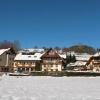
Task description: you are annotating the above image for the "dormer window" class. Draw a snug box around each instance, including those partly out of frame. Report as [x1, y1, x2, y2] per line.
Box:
[28, 56, 31, 58]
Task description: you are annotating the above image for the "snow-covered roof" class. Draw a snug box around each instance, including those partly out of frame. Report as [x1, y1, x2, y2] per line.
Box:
[14, 52, 43, 61]
[76, 56, 91, 61]
[19, 48, 44, 53]
[0, 48, 10, 55]
[74, 61, 87, 66]
[67, 63, 76, 67]
[67, 61, 87, 67]
[59, 54, 66, 59]
[59, 53, 92, 60]
[75, 54, 92, 61]
[62, 52, 92, 61]
[94, 52, 100, 57]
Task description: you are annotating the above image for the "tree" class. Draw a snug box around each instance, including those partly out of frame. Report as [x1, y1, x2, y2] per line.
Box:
[13, 40, 21, 51]
[0, 40, 12, 49]
[97, 48, 100, 52]
[42, 47, 48, 51]
[0, 40, 21, 51]
[62, 48, 70, 53]
[71, 55, 76, 62]
[68, 44, 96, 54]
[66, 54, 76, 64]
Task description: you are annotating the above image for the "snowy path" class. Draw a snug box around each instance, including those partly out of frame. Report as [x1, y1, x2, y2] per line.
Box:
[0, 75, 100, 100]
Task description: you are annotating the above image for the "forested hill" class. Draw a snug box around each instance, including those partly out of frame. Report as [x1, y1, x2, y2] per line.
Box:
[63, 45, 96, 54]
[67, 44, 96, 54]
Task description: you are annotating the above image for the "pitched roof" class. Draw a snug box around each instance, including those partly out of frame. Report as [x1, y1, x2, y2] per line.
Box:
[75, 55, 92, 61]
[14, 52, 43, 61]
[0, 48, 10, 55]
[59, 54, 66, 59]
[86, 56, 100, 66]
[67, 61, 86, 67]
[41, 48, 61, 59]
[74, 61, 87, 66]
[94, 52, 100, 57]
[19, 48, 44, 53]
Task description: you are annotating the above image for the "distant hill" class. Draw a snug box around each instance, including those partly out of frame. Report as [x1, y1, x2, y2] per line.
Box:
[62, 44, 96, 54]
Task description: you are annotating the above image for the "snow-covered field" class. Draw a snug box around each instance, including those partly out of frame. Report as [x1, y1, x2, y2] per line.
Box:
[0, 75, 100, 100]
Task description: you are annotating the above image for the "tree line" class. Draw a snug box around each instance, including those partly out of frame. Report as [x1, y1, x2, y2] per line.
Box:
[0, 40, 21, 52]
[0, 40, 99, 54]
[43, 44, 97, 54]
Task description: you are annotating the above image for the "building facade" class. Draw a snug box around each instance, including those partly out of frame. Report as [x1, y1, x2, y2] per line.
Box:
[13, 52, 42, 73]
[41, 48, 64, 72]
[86, 56, 100, 72]
[0, 48, 16, 72]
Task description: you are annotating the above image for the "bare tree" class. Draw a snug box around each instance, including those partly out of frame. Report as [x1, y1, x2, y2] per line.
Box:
[0, 40, 21, 51]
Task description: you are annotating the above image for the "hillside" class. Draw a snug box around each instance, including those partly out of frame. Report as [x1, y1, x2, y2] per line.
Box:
[63, 44, 96, 54]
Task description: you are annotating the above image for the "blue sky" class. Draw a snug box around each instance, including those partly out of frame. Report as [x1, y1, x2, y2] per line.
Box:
[0, 0, 100, 48]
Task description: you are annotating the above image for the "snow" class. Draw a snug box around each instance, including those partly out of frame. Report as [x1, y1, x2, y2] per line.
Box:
[94, 52, 100, 57]
[0, 48, 10, 55]
[0, 75, 100, 100]
[14, 53, 43, 61]
[75, 55, 92, 61]
[59, 54, 66, 59]
[67, 63, 76, 67]
[67, 61, 87, 67]
[19, 49, 44, 53]
[59, 53, 92, 61]
[74, 61, 87, 66]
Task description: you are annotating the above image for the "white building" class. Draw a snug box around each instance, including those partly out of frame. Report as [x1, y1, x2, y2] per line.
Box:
[13, 52, 43, 73]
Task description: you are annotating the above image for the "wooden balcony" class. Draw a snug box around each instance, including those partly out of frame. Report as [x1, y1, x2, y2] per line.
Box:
[15, 63, 35, 67]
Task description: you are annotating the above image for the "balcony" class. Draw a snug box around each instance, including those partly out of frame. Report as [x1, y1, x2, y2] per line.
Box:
[43, 60, 61, 64]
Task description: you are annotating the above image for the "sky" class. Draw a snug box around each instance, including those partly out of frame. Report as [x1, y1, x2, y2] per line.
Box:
[0, 0, 100, 48]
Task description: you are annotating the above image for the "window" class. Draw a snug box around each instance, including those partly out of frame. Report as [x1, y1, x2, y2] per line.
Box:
[23, 62, 25, 64]
[28, 56, 31, 58]
[44, 69, 46, 71]
[22, 68, 25, 71]
[31, 68, 34, 71]
[29, 62, 32, 64]
[44, 64, 46, 67]
[51, 69, 53, 71]
[18, 68, 20, 71]
[56, 69, 58, 71]
[26, 68, 29, 71]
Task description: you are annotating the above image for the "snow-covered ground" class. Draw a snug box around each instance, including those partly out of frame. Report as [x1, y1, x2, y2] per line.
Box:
[0, 75, 100, 100]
